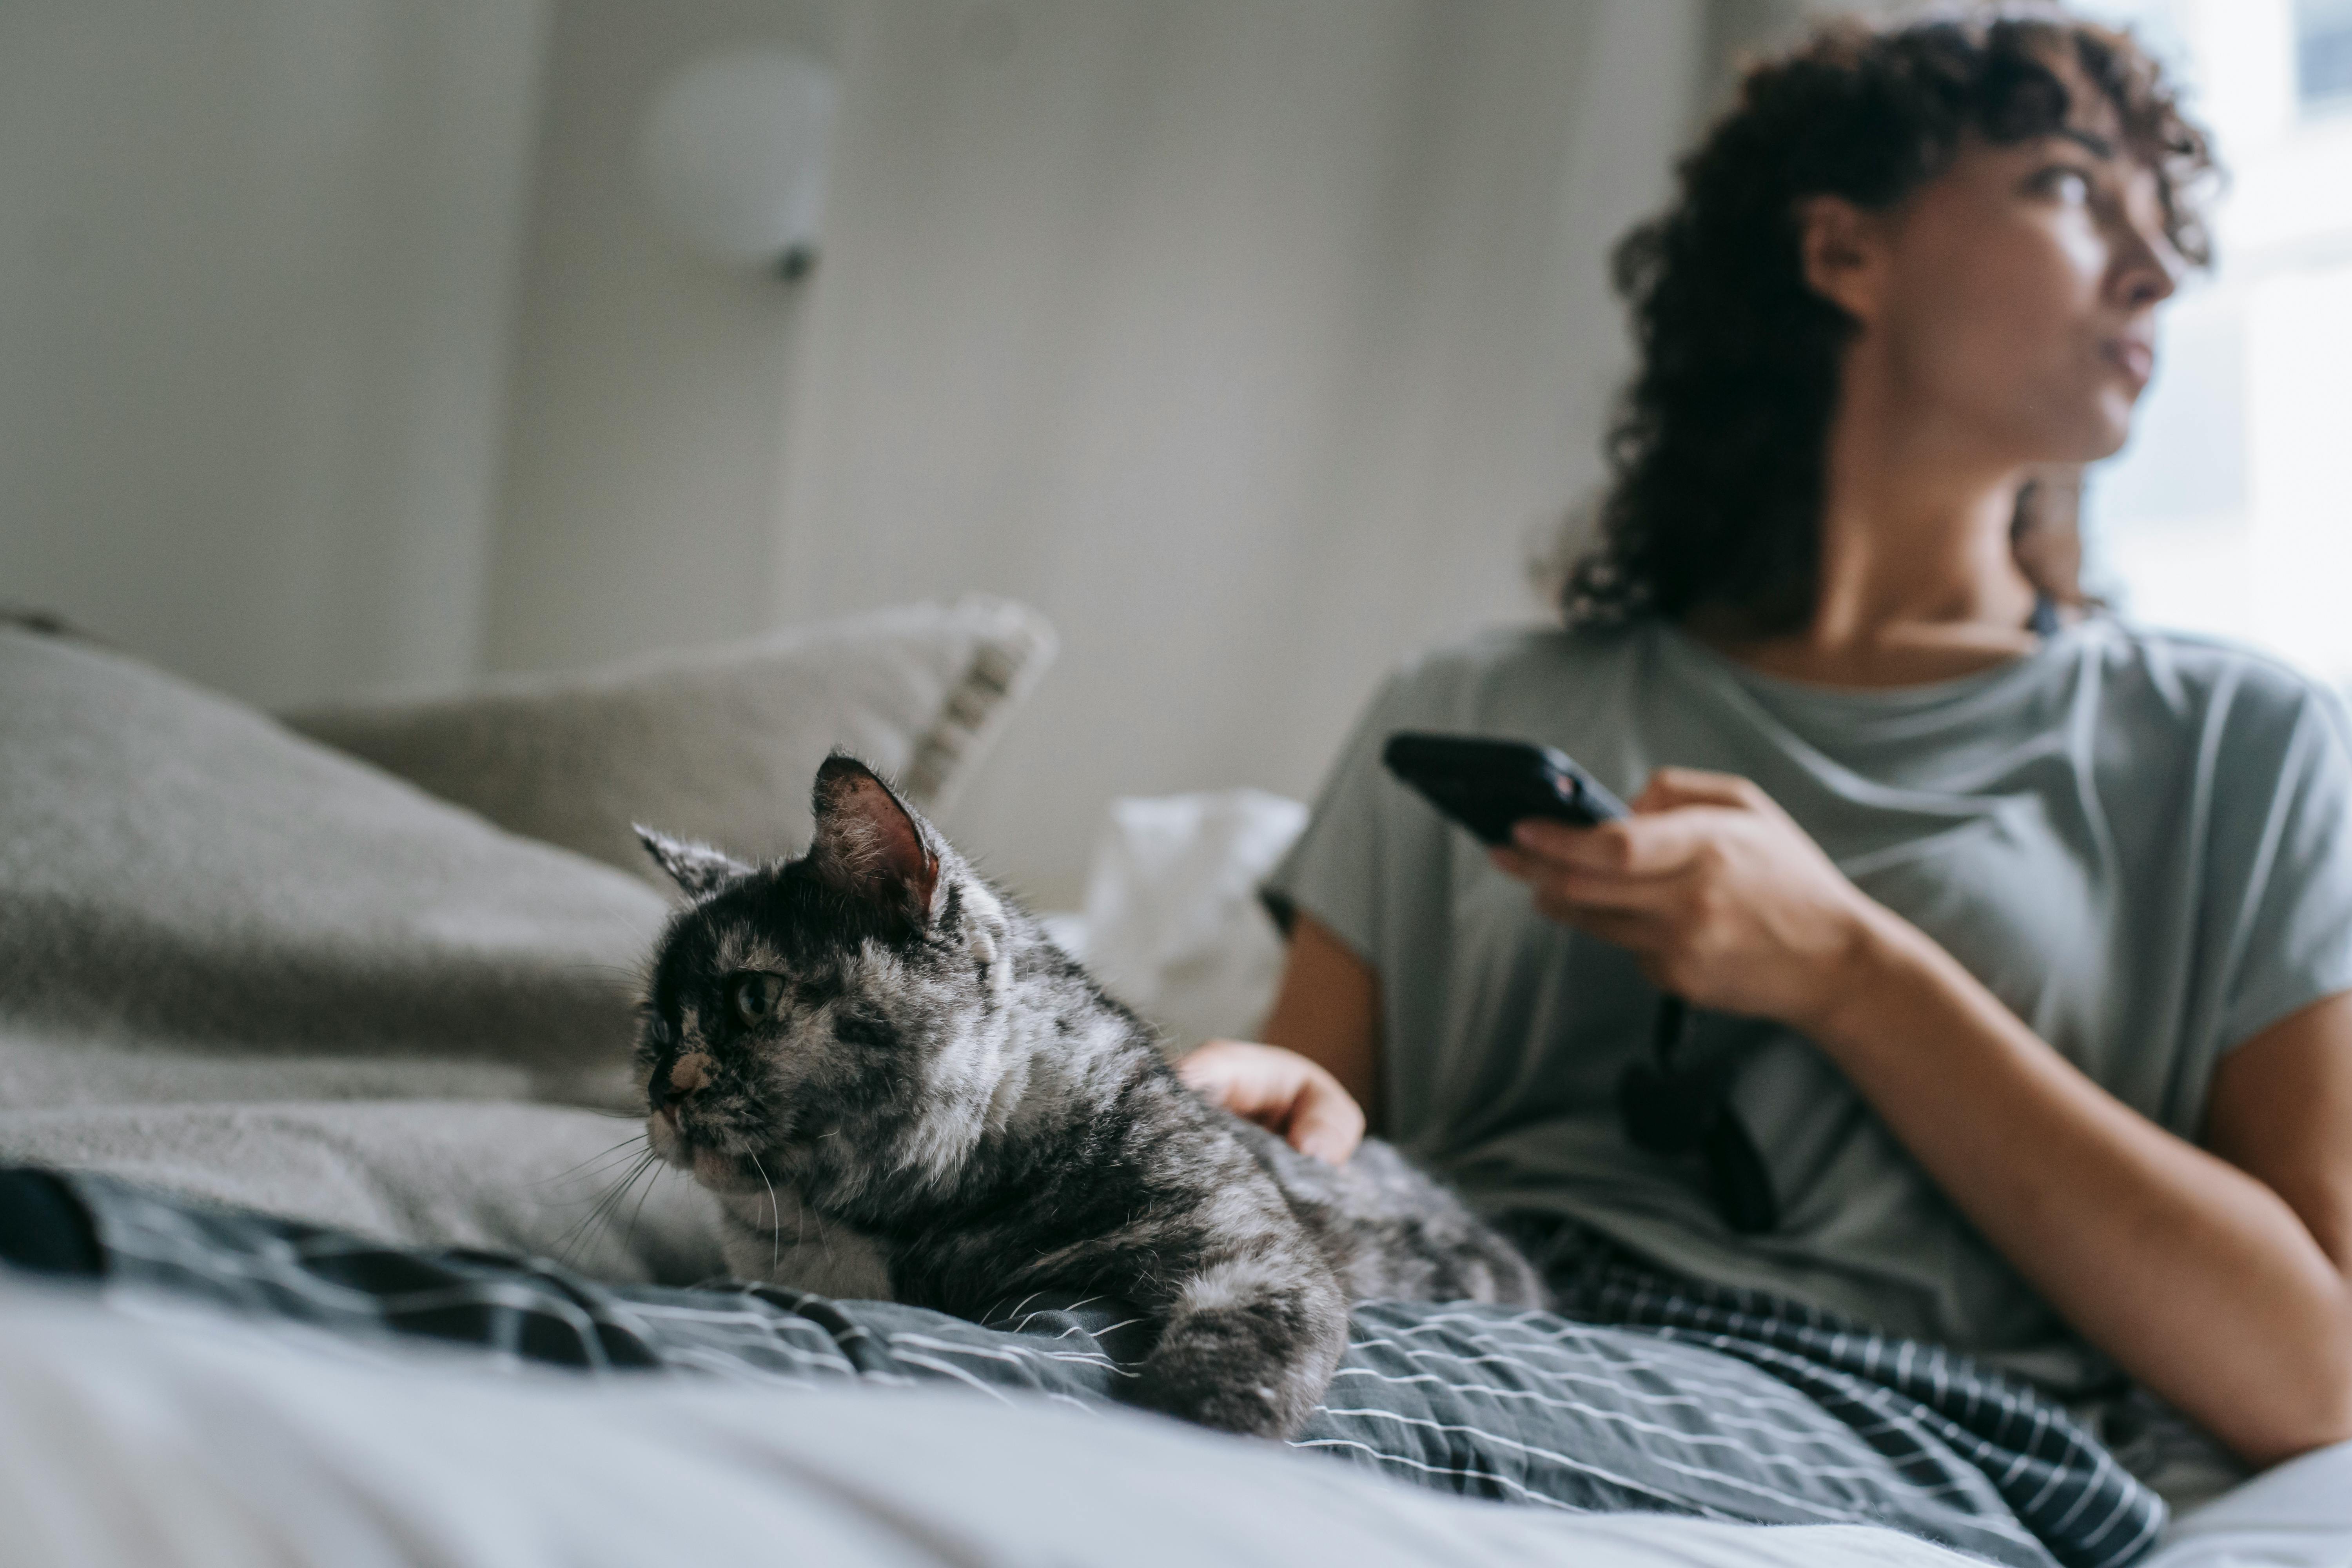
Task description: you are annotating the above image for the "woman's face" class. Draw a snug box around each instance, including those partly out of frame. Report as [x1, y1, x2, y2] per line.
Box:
[1860, 69, 2181, 465]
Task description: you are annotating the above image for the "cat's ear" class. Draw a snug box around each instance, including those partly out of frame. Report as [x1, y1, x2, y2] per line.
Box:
[635, 826, 752, 900]
[808, 755, 938, 926]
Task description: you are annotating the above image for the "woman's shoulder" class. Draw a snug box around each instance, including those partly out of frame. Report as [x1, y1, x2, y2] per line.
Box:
[2084, 619, 2352, 785]
[2091, 618, 2347, 732]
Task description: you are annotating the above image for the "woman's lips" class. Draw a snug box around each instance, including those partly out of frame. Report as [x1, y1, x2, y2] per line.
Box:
[2104, 338, 2155, 386]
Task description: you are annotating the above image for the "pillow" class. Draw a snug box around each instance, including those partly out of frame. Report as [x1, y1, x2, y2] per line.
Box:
[0, 624, 670, 1103]
[284, 596, 1057, 883]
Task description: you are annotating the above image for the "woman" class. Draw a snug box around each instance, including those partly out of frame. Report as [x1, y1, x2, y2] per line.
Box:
[1187, 5, 2352, 1498]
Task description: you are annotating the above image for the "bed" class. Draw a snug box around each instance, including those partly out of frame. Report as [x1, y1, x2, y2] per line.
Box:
[2, 609, 2345, 1568]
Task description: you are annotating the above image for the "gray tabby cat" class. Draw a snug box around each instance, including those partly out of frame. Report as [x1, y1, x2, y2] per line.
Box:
[635, 755, 1543, 1439]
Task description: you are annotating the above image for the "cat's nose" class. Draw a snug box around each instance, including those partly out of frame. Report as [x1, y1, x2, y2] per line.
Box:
[658, 1051, 715, 1107]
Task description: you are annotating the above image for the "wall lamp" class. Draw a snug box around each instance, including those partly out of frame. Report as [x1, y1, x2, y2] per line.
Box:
[637, 51, 839, 282]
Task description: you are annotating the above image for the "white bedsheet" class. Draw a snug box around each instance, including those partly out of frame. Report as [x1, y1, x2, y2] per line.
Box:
[2, 1284, 2343, 1568]
[0, 1284, 1987, 1568]
[2153, 1436, 2352, 1568]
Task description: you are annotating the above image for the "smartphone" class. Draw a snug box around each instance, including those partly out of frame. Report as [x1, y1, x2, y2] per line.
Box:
[1381, 732, 1628, 846]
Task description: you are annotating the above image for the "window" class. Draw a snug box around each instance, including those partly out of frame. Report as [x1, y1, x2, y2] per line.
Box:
[2074, 0, 2352, 689]
[2301, 0, 2352, 111]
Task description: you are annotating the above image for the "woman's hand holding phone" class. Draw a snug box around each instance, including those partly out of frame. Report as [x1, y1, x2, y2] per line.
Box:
[1491, 766, 1895, 1038]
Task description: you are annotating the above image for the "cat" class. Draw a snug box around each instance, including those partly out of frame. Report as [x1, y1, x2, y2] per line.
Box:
[633, 755, 1544, 1439]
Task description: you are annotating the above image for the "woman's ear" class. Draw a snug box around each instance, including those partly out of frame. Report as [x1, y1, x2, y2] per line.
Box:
[1796, 194, 1889, 325]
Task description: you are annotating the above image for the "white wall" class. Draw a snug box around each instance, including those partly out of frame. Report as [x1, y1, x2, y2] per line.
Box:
[482, 0, 853, 677]
[486, 0, 1706, 904]
[769, 0, 1707, 902]
[3, 0, 1709, 908]
[0, 0, 549, 706]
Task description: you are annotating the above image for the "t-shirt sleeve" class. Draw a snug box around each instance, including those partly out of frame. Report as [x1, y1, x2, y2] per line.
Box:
[1261, 672, 1417, 966]
[2216, 680, 2352, 1052]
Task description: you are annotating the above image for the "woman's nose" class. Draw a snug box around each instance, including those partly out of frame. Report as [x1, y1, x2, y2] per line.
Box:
[2110, 216, 2181, 311]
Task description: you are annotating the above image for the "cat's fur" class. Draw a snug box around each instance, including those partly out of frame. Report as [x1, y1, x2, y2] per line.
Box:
[635, 755, 1544, 1438]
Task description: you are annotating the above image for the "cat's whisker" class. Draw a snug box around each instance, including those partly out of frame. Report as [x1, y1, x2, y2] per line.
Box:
[534, 1134, 650, 1188]
[620, 1152, 666, 1254]
[545, 1153, 648, 1214]
[749, 1151, 781, 1278]
[564, 1147, 657, 1198]
[552, 1149, 659, 1265]
[570, 1153, 651, 1244]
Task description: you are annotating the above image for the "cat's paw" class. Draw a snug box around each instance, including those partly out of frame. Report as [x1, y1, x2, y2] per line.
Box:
[1130, 1265, 1348, 1439]
[1132, 1365, 1307, 1439]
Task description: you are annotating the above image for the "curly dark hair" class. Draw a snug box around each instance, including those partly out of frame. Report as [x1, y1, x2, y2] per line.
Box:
[1565, 9, 2217, 632]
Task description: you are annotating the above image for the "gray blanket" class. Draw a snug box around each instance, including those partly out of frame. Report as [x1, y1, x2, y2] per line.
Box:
[0, 625, 667, 1105]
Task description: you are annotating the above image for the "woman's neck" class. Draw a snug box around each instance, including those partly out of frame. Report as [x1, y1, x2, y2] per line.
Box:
[1691, 365, 2048, 690]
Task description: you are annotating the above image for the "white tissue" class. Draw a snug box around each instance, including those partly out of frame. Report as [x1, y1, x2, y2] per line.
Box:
[1073, 790, 1308, 1054]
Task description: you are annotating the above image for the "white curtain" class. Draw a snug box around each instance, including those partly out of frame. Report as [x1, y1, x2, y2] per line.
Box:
[769, 0, 1708, 902]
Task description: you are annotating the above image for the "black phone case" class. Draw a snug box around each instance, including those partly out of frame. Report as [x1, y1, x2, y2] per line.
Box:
[1381, 733, 1629, 846]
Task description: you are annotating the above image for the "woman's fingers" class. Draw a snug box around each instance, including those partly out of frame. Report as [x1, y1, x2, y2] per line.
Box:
[1537, 903, 1667, 953]
[1176, 1039, 1279, 1116]
[1492, 847, 1687, 915]
[1495, 766, 1882, 1023]
[1504, 813, 1720, 881]
[1635, 766, 1773, 810]
[1506, 817, 1638, 870]
[1176, 1039, 1365, 1164]
[1504, 769, 1778, 876]
[1283, 1074, 1368, 1165]
[1488, 844, 1544, 881]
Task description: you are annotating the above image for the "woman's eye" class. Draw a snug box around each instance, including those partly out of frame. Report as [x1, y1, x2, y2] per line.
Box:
[2034, 166, 2094, 205]
[728, 972, 786, 1027]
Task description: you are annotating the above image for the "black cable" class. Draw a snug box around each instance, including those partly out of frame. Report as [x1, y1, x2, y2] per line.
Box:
[1617, 1000, 1780, 1234]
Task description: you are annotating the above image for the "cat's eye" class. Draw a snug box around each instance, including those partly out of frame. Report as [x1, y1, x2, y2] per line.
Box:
[727, 971, 786, 1028]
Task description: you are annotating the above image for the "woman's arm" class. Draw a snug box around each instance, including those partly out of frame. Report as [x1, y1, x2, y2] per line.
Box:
[1178, 914, 1380, 1162]
[1498, 766, 2352, 1467]
[1813, 924, 2352, 1467]
[1257, 914, 1383, 1125]
[2208, 1004, 2352, 1276]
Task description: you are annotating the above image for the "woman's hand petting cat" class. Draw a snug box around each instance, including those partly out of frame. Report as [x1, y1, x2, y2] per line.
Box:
[1491, 766, 1895, 1035]
[1178, 1038, 1367, 1164]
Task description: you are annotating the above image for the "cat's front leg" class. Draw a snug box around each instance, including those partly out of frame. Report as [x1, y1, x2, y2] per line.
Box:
[1130, 1236, 1350, 1440]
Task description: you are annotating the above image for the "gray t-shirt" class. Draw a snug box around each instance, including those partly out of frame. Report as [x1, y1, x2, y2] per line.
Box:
[1266, 616, 2352, 1393]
